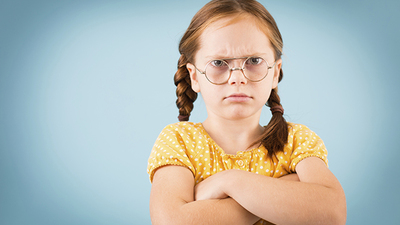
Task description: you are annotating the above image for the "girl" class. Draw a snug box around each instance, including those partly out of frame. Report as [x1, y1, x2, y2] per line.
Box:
[147, 0, 346, 224]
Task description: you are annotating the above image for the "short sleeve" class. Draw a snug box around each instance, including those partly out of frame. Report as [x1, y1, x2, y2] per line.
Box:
[147, 125, 196, 182]
[289, 124, 328, 172]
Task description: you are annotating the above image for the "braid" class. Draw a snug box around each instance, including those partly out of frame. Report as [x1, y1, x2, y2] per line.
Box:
[174, 54, 198, 121]
[262, 88, 288, 157]
[251, 68, 288, 158]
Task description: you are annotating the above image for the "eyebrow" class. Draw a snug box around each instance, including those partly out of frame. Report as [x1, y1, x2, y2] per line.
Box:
[205, 53, 266, 60]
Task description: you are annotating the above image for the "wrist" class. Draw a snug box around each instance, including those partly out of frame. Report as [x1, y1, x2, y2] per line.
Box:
[221, 169, 245, 197]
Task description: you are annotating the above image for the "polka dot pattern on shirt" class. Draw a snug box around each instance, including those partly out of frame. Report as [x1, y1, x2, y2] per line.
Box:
[147, 122, 328, 184]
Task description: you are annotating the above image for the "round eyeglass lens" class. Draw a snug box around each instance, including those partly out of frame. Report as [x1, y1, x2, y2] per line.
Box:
[243, 57, 269, 82]
[204, 60, 230, 84]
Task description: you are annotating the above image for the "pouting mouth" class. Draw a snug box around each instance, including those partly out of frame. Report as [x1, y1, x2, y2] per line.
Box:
[224, 93, 253, 101]
[226, 93, 250, 98]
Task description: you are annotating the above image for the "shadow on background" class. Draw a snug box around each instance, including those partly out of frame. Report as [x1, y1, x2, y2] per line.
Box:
[1, 0, 399, 224]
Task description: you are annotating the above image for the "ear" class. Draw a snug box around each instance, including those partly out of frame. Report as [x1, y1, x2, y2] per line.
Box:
[271, 58, 282, 89]
[186, 63, 200, 93]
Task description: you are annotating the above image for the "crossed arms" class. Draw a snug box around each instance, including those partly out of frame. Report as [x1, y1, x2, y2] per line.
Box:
[150, 157, 346, 225]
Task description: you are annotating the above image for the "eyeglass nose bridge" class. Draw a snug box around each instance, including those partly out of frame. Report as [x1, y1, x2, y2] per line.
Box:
[227, 66, 248, 83]
[230, 67, 244, 72]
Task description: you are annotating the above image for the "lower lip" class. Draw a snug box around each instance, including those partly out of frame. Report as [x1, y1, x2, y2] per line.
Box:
[225, 96, 251, 102]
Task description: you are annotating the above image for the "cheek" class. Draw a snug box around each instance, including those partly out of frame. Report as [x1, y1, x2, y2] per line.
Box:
[260, 88, 273, 103]
[199, 85, 217, 100]
[257, 80, 275, 101]
[198, 84, 223, 105]
[196, 74, 220, 94]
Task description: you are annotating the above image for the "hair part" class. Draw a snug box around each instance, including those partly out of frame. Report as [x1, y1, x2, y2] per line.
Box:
[174, 0, 288, 156]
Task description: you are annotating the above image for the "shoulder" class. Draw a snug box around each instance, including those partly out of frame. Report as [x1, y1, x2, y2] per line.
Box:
[148, 122, 202, 182]
[161, 122, 201, 131]
[158, 122, 203, 138]
[286, 122, 325, 147]
[154, 122, 207, 154]
[287, 122, 313, 134]
[284, 122, 328, 170]
[286, 122, 322, 142]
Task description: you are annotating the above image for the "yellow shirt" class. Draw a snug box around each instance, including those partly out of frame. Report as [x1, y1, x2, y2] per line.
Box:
[147, 122, 328, 224]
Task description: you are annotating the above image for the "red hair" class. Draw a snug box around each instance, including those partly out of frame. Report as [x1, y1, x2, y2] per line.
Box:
[174, 0, 288, 157]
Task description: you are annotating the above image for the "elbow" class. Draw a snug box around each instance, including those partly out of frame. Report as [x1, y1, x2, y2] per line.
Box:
[312, 200, 346, 225]
[150, 213, 186, 225]
[151, 219, 179, 225]
[327, 208, 346, 225]
[150, 209, 190, 225]
[327, 189, 347, 225]
[151, 216, 185, 225]
[332, 201, 347, 225]
[150, 202, 187, 225]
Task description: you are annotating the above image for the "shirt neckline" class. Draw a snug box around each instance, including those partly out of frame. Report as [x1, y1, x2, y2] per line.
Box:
[194, 122, 267, 157]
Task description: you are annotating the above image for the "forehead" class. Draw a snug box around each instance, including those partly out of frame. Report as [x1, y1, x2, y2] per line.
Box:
[197, 15, 274, 60]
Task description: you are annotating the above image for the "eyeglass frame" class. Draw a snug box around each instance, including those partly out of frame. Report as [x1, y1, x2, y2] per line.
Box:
[192, 56, 276, 85]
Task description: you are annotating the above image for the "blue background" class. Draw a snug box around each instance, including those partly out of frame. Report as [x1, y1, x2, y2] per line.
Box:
[1, 0, 399, 224]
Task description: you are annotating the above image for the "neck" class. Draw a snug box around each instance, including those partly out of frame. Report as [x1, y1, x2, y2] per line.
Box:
[202, 116, 264, 155]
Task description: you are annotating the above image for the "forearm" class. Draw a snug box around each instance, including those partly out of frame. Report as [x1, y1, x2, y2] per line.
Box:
[183, 197, 259, 225]
[152, 197, 259, 225]
[224, 170, 346, 225]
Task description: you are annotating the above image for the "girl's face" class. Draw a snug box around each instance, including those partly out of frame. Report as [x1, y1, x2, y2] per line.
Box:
[187, 16, 282, 122]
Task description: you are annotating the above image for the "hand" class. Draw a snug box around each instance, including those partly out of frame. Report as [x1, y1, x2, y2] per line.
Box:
[194, 170, 235, 201]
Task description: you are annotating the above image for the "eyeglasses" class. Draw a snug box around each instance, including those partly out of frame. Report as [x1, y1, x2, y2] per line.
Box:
[193, 56, 276, 85]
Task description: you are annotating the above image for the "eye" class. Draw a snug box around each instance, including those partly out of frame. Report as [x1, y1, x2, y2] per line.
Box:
[246, 57, 263, 65]
[210, 60, 226, 67]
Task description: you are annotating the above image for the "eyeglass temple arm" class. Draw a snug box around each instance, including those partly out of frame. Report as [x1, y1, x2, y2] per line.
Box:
[194, 66, 206, 74]
[268, 62, 276, 69]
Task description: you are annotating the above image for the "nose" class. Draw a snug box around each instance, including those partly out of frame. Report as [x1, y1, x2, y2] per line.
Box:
[228, 67, 247, 85]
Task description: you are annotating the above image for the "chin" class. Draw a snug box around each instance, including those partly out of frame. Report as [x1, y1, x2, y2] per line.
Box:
[224, 110, 257, 121]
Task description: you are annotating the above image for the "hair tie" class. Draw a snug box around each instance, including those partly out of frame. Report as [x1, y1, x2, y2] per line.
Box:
[270, 105, 284, 114]
[178, 114, 190, 121]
